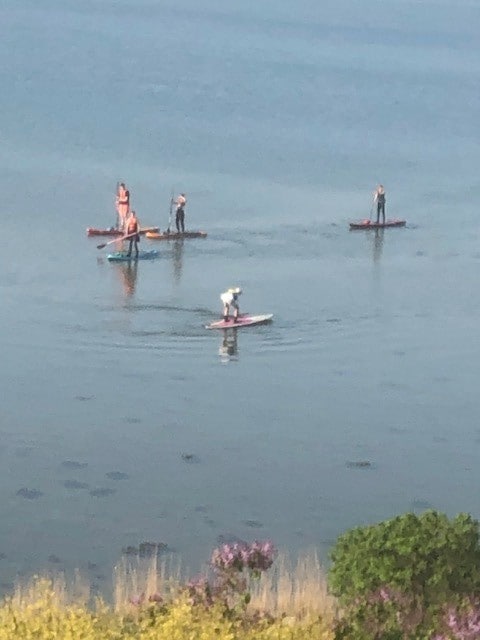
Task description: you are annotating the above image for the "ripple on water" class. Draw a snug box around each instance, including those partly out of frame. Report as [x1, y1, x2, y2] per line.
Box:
[14, 447, 34, 458]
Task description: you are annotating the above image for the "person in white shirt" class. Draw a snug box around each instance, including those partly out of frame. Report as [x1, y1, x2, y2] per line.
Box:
[220, 287, 242, 322]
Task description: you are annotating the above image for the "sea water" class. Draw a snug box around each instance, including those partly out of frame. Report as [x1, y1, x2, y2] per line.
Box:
[0, 0, 479, 592]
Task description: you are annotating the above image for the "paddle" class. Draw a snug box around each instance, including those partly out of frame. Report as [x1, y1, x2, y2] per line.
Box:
[369, 191, 376, 222]
[167, 188, 174, 234]
[115, 181, 120, 229]
[96, 231, 137, 250]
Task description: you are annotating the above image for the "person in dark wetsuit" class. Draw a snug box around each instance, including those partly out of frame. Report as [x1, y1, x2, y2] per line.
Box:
[174, 193, 187, 233]
[125, 210, 140, 258]
[374, 185, 386, 224]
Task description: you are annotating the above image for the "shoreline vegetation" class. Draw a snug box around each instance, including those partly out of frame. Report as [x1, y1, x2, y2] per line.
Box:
[2, 510, 480, 639]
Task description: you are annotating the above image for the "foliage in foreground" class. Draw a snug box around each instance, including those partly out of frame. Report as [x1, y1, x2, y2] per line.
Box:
[0, 539, 334, 639]
[329, 510, 480, 639]
[4, 510, 480, 639]
[0, 583, 333, 640]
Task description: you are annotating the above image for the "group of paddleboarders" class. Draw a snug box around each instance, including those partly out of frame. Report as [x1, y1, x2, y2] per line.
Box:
[112, 182, 387, 322]
[115, 182, 241, 321]
[115, 183, 188, 234]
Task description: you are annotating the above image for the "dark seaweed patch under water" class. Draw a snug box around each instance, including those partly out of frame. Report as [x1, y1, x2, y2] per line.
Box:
[89, 488, 116, 497]
[48, 554, 61, 564]
[122, 542, 168, 557]
[61, 460, 88, 470]
[16, 488, 43, 500]
[106, 471, 129, 480]
[411, 499, 433, 510]
[217, 533, 246, 545]
[64, 480, 89, 490]
[181, 453, 200, 463]
[346, 461, 374, 469]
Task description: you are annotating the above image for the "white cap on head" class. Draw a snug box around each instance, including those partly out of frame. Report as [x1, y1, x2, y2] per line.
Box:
[228, 287, 242, 295]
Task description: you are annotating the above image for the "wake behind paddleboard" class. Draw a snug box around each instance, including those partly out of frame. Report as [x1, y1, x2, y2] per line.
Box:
[107, 250, 160, 262]
[206, 314, 273, 329]
[349, 219, 406, 230]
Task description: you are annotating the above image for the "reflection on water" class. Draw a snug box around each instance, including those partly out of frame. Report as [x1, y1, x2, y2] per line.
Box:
[371, 228, 385, 263]
[114, 262, 139, 298]
[172, 240, 184, 283]
[218, 329, 238, 362]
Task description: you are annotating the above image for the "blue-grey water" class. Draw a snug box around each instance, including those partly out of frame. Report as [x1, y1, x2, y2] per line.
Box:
[1, 0, 480, 591]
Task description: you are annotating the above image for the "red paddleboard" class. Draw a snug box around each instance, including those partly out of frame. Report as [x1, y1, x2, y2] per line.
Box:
[146, 230, 207, 240]
[206, 314, 273, 330]
[86, 226, 159, 237]
[349, 219, 406, 230]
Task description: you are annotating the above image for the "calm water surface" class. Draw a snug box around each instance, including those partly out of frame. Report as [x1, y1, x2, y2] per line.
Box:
[0, 0, 480, 591]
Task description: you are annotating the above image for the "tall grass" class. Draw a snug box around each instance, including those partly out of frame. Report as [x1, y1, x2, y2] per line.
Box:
[249, 549, 336, 621]
[0, 549, 336, 639]
[111, 547, 336, 619]
[113, 552, 184, 611]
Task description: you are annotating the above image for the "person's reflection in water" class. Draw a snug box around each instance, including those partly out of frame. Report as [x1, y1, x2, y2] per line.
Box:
[372, 228, 385, 263]
[172, 239, 184, 283]
[219, 329, 238, 363]
[116, 261, 138, 298]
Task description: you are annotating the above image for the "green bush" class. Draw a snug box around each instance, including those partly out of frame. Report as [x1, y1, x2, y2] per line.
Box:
[328, 510, 480, 638]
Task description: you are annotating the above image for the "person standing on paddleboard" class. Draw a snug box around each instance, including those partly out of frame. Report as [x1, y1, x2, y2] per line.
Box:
[174, 193, 187, 233]
[221, 287, 242, 323]
[373, 184, 386, 224]
[116, 183, 130, 231]
[125, 210, 140, 258]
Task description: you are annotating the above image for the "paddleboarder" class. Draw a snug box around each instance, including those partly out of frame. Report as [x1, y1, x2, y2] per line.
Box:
[373, 184, 386, 224]
[174, 193, 187, 233]
[221, 287, 242, 323]
[116, 182, 130, 231]
[125, 210, 140, 258]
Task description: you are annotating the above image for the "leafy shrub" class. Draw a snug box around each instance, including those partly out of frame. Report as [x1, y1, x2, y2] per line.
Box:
[328, 510, 480, 638]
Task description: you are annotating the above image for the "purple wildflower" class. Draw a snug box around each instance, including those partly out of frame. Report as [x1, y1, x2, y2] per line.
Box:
[445, 600, 480, 640]
[186, 575, 213, 607]
[210, 540, 276, 574]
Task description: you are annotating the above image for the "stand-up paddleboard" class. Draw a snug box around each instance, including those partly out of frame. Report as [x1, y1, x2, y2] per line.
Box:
[87, 226, 159, 237]
[206, 314, 273, 330]
[349, 219, 406, 230]
[146, 230, 207, 240]
[107, 250, 160, 262]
